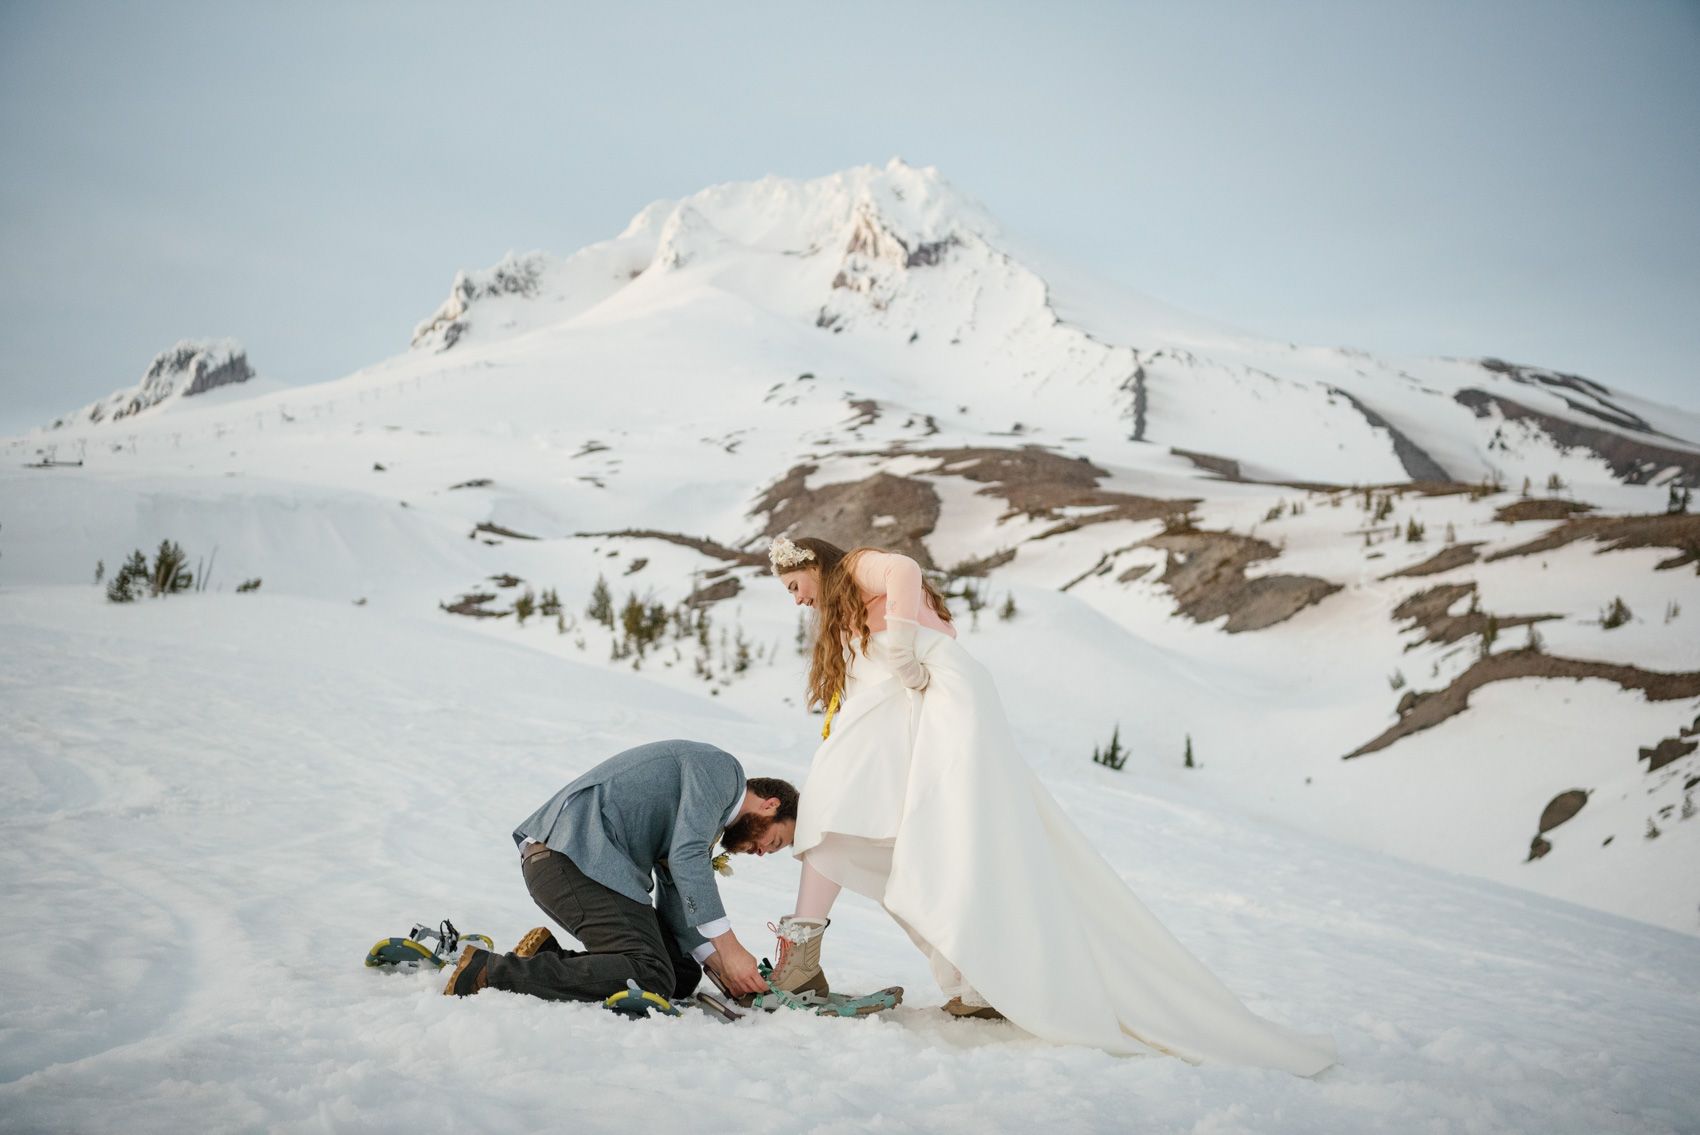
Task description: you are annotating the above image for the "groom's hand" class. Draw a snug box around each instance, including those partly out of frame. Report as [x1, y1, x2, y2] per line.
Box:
[706, 931, 766, 995]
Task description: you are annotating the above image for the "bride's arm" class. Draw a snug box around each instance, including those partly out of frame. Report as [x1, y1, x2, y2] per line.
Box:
[849, 550, 929, 690]
[847, 550, 925, 622]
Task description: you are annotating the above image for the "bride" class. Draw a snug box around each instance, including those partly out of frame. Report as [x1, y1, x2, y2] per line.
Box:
[762, 535, 1337, 1076]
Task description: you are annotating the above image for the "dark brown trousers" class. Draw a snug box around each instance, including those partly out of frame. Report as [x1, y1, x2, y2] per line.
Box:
[482, 847, 702, 1003]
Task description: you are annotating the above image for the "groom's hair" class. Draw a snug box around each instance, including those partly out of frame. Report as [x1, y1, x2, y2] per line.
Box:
[745, 776, 800, 823]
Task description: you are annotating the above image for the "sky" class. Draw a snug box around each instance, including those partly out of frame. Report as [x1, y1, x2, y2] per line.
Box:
[1, 0, 1697, 436]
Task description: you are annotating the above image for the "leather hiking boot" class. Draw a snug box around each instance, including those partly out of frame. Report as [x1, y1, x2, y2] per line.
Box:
[767, 916, 831, 998]
[514, 927, 559, 958]
[942, 996, 1005, 1021]
[442, 946, 491, 996]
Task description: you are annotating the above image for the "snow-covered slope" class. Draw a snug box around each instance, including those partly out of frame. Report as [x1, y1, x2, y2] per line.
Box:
[3, 162, 1697, 955]
[1, 590, 1695, 1133]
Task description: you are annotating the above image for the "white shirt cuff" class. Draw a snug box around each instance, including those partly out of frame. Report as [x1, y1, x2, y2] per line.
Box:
[695, 916, 732, 942]
[690, 941, 718, 965]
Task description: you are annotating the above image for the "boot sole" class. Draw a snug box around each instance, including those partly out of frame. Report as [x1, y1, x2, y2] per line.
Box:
[514, 927, 556, 958]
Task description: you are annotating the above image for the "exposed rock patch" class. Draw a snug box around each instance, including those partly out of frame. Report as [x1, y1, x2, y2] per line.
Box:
[897, 445, 1191, 535]
[1169, 447, 1243, 481]
[1538, 789, 1589, 833]
[472, 522, 539, 541]
[687, 576, 742, 606]
[1639, 736, 1698, 773]
[751, 463, 941, 566]
[1528, 788, 1591, 861]
[1493, 499, 1596, 523]
[1391, 583, 1561, 648]
[1484, 513, 1700, 573]
[1345, 650, 1700, 759]
[1382, 543, 1485, 579]
[575, 529, 767, 568]
[440, 591, 507, 619]
[1146, 531, 1342, 633]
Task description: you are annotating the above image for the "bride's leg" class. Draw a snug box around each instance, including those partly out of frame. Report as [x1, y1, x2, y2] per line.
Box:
[793, 857, 843, 919]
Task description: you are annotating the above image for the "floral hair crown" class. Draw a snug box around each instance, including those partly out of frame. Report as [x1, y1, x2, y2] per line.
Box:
[768, 535, 816, 574]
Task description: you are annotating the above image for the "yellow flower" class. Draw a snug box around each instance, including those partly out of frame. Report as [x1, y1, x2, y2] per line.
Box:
[821, 689, 841, 739]
[711, 853, 733, 877]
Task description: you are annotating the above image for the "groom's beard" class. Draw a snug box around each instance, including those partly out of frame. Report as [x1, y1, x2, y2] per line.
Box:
[721, 812, 774, 854]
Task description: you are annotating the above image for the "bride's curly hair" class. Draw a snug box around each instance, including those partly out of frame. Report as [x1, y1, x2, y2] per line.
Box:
[787, 536, 952, 710]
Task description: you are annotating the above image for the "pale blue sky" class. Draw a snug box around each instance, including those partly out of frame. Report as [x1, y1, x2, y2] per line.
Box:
[2, 0, 1697, 435]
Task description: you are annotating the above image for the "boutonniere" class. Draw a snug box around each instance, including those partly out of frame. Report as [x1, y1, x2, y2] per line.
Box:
[712, 853, 733, 877]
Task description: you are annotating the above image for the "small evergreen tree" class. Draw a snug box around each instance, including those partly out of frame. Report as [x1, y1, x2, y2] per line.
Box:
[1404, 518, 1425, 543]
[1601, 597, 1632, 629]
[999, 593, 1017, 621]
[1479, 615, 1499, 658]
[148, 540, 192, 596]
[1184, 734, 1196, 769]
[106, 550, 149, 603]
[514, 589, 536, 625]
[94, 559, 105, 584]
[587, 575, 614, 627]
[620, 593, 647, 655]
[1092, 725, 1127, 771]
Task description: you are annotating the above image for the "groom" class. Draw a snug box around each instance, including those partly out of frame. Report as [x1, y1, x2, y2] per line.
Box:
[444, 738, 798, 1004]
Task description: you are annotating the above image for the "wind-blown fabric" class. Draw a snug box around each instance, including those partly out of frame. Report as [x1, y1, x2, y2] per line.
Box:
[794, 626, 1339, 1076]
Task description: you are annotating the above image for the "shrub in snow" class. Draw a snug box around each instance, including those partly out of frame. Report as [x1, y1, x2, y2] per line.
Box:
[236, 578, 262, 593]
[1601, 597, 1632, 630]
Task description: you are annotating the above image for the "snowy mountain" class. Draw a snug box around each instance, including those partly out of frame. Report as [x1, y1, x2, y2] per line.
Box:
[3, 158, 1699, 1129]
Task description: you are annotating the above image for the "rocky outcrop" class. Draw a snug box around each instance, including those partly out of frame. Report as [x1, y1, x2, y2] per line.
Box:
[412, 253, 546, 352]
[60, 339, 255, 428]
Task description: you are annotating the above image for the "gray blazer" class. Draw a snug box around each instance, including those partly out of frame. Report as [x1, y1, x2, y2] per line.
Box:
[513, 739, 746, 954]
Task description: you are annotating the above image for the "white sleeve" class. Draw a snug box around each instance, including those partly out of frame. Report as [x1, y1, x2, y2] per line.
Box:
[695, 915, 732, 942]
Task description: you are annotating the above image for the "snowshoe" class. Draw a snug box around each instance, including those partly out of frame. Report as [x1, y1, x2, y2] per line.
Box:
[698, 959, 902, 1019]
[602, 978, 682, 1019]
[365, 919, 494, 970]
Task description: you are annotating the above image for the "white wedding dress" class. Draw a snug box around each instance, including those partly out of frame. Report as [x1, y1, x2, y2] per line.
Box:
[793, 624, 1339, 1077]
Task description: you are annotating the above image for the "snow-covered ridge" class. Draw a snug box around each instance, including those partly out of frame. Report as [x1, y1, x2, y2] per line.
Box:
[396, 159, 1698, 491]
[51, 338, 255, 429]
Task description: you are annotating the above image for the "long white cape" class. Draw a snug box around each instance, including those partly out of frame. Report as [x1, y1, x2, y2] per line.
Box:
[794, 626, 1339, 1076]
